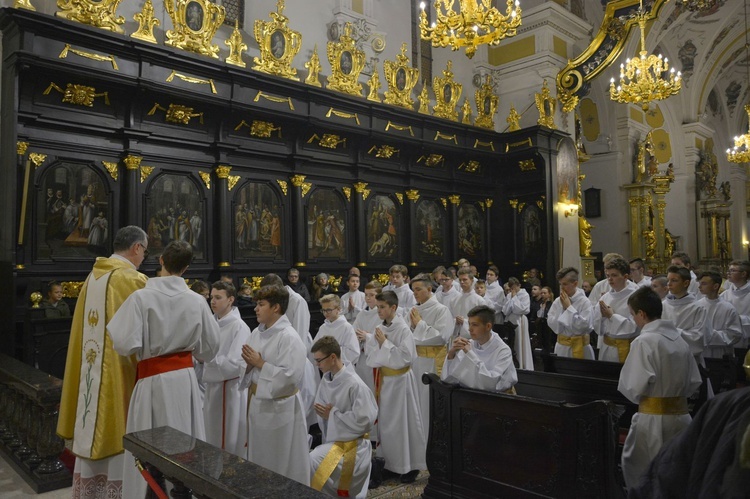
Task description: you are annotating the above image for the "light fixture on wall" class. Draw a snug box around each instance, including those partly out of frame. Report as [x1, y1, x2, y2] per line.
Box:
[609, 0, 681, 111]
[727, 1, 750, 164]
[561, 203, 579, 218]
[418, 0, 522, 59]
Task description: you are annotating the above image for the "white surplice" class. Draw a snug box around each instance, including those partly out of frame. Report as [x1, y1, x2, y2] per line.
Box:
[588, 279, 612, 305]
[618, 319, 702, 488]
[485, 280, 506, 323]
[310, 363, 378, 499]
[697, 297, 743, 359]
[547, 288, 595, 359]
[353, 307, 380, 395]
[383, 283, 417, 310]
[411, 295, 453, 439]
[317, 315, 361, 365]
[363, 316, 426, 474]
[501, 289, 533, 370]
[200, 307, 251, 457]
[239, 315, 311, 485]
[341, 290, 367, 324]
[593, 281, 639, 363]
[441, 332, 517, 392]
[721, 281, 750, 348]
[107, 276, 220, 499]
[631, 276, 652, 288]
[662, 293, 710, 365]
[435, 286, 459, 308]
[449, 289, 487, 338]
[286, 284, 314, 351]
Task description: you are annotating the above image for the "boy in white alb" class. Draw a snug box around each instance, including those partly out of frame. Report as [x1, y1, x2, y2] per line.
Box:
[721, 260, 750, 351]
[548, 267, 595, 359]
[442, 305, 517, 393]
[484, 265, 506, 325]
[309, 336, 378, 499]
[383, 264, 417, 312]
[697, 271, 743, 359]
[435, 268, 459, 308]
[594, 258, 639, 363]
[201, 281, 251, 458]
[662, 266, 710, 365]
[629, 258, 652, 288]
[354, 282, 382, 395]
[362, 291, 426, 484]
[240, 284, 310, 485]
[318, 294, 360, 365]
[450, 268, 486, 338]
[501, 277, 533, 370]
[341, 274, 367, 324]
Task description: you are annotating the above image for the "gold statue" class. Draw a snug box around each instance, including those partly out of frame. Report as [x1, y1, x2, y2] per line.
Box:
[461, 98, 472, 125]
[56, 0, 125, 33]
[635, 131, 655, 183]
[326, 23, 366, 96]
[506, 104, 521, 131]
[643, 227, 656, 260]
[418, 80, 430, 114]
[383, 43, 419, 110]
[665, 229, 675, 258]
[475, 75, 498, 129]
[578, 215, 594, 257]
[366, 60, 382, 103]
[304, 45, 322, 87]
[535, 80, 556, 129]
[432, 61, 462, 121]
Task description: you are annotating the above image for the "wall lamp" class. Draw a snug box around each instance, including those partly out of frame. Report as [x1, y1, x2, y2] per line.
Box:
[560, 203, 579, 218]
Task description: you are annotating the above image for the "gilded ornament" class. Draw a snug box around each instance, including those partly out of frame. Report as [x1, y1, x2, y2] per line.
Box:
[102, 161, 119, 181]
[509, 198, 519, 209]
[459, 160, 481, 173]
[199, 171, 211, 189]
[227, 175, 240, 191]
[236, 119, 282, 139]
[366, 61, 382, 103]
[325, 108, 360, 125]
[14, 0, 36, 11]
[290, 174, 307, 187]
[276, 180, 288, 196]
[164, 0, 225, 58]
[505, 138, 532, 151]
[56, 0, 125, 33]
[473, 139, 494, 151]
[432, 61, 462, 121]
[304, 45, 323, 87]
[460, 98, 472, 125]
[517, 202, 526, 213]
[485, 198, 494, 209]
[417, 154, 444, 168]
[385, 121, 414, 136]
[253, 0, 301, 81]
[579, 216, 594, 257]
[327, 23, 366, 97]
[242, 276, 264, 292]
[44, 82, 110, 107]
[58, 44, 119, 70]
[405, 189, 420, 202]
[418, 81, 430, 115]
[225, 20, 248, 68]
[166, 70, 217, 94]
[30, 291, 42, 308]
[140, 165, 154, 183]
[61, 281, 84, 298]
[131, 0, 159, 44]
[148, 103, 204, 125]
[29, 153, 47, 168]
[506, 104, 521, 131]
[395, 193, 404, 205]
[519, 159, 536, 171]
[254, 91, 295, 111]
[124, 155, 142, 170]
[215, 166, 232, 178]
[474, 75, 498, 129]
[342, 187, 352, 201]
[353, 181, 368, 193]
[448, 194, 461, 205]
[383, 44, 419, 110]
[535, 81, 556, 129]
[440, 198, 447, 208]
[16, 142, 29, 155]
[434, 131, 457, 144]
[368, 145, 399, 159]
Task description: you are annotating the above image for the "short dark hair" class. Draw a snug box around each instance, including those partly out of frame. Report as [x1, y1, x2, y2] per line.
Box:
[347, 273, 360, 283]
[211, 280, 236, 299]
[190, 280, 209, 294]
[605, 258, 630, 276]
[671, 251, 691, 267]
[113, 225, 147, 252]
[698, 270, 722, 286]
[47, 280, 62, 293]
[556, 267, 579, 281]
[629, 258, 645, 270]
[487, 265, 499, 276]
[254, 284, 289, 314]
[161, 240, 192, 274]
[467, 305, 494, 325]
[457, 267, 473, 277]
[410, 273, 432, 288]
[730, 260, 750, 275]
[311, 335, 341, 358]
[364, 281, 383, 291]
[628, 287, 662, 320]
[389, 264, 408, 277]
[507, 277, 520, 287]
[260, 273, 284, 287]
[651, 274, 667, 286]
[666, 265, 691, 282]
[376, 290, 398, 307]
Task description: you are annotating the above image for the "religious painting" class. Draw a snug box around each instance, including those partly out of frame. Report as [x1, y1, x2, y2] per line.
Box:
[396, 68, 406, 91]
[233, 181, 283, 259]
[415, 199, 445, 260]
[366, 195, 399, 259]
[35, 161, 110, 260]
[557, 138, 578, 205]
[186, 1, 204, 31]
[457, 203, 483, 259]
[145, 173, 206, 261]
[340, 50, 353, 75]
[270, 30, 286, 59]
[307, 188, 347, 260]
[521, 204, 544, 262]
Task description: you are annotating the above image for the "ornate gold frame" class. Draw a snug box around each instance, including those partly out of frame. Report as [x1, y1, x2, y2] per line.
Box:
[383, 43, 419, 110]
[432, 61, 462, 121]
[253, 0, 302, 81]
[326, 23, 366, 97]
[474, 75, 498, 130]
[165, 0, 225, 58]
[56, 0, 125, 33]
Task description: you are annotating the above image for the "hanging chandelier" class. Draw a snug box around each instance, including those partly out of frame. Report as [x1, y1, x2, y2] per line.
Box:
[419, 0, 522, 59]
[609, 2, 681, 111]
[727, 1, 750, 164]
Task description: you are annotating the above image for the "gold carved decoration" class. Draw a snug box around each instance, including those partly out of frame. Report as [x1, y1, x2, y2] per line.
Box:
[448, 194, 461, 206]
[459, 160, 481, 173]
[165, 0, 225, 58]
[383, 44, 419, 110]
[434, 131, 457, 144]
[417, 81, 429, 114]
[224, 20, 248, 68]
[353, 182, 371, 200]
[29, 153, 47, 169]
[102, 161, 118, 181]
[227, 175, 240, 190]
[308, 133, 346, 149]
[327, 23, 366, 97]
[535, 81, 556, 129]
[519, 159, 536, 171]
[304, 45, 322, 87]
[326, 108, 360, 125]
[417, 154, 444, 168]
[56, 0, 125, 33]
[58, 44, 119, 70]
[14, 0, 36, 11]
[367, 61, 382, 103]
[432, 61, 462, 121]
[505, 138, 532, 151]
[461, 98, 472, 125]
[517, 202, 526, 213]
[405, 189, 420, 202]
[124, 155, 142, 170]
[61, 281, 85, 298]
[395, 193, 404, 205]
[17, 142, 29, 155]
[131, 0, 159, 44]
[235, 119, 282, 138]
[385, 121, 414, 136]
[440, 198, 447, 208]
[199, 171, 211, 189]
[276, 179, 288, 195]
[368, 145, 399, 159]
[43, 82, 110, 107]
[474, 139, 494, 151]
[140, 166, 154, 183]
[148, 103, 204, 125]
[506, 104, 521, 131]
[166, 70, 217, 94]
[536, 198, 545, 210]
[290, 174, 312, 197]
[342, 187, 352, 201]
[474, 75, 498, 129]
[215, 165, 231, 178]
[242, 276, 264, 292]
[254, 90, 295, 111]
[253, 0, 301, 81]
[486, 198, 494, 208]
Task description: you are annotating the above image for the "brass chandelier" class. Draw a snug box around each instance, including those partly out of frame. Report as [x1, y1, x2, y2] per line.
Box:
[727, 1, 750, 164]
[419, 0, 522, 59]
[609, 2, 681, 111]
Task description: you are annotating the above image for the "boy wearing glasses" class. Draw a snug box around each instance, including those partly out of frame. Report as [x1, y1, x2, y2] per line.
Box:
[362, 291, 426, 484]
[318, 294, 360, 365]
[240, 284, 310, 485]
[309, 336, 378, 498]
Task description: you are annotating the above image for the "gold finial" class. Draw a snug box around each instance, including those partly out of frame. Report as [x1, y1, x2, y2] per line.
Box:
[215, 165, 232, 179]
[507, 104, 521, 131]
[418, 80, 430, 114]
[14, 0, 36, 11]
[30, 291, 42, 308]
[366, 61, 382, 103]
[304, 45, 322, 87]
[225, 20, 248, 68]
[131, 0, 159, 44]
[461, 99, 472, 125]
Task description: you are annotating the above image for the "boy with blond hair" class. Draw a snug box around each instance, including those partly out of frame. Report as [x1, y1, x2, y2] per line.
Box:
[318, 294, 360, 365]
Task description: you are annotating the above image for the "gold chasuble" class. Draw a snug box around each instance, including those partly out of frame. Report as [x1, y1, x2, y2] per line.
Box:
[57, 257, 147, 460]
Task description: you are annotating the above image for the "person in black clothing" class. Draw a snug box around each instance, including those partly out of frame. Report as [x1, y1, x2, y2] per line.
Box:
[534, 286, 555, 352]
[40, 281, 71, 318]
[287, 267, 312, 303]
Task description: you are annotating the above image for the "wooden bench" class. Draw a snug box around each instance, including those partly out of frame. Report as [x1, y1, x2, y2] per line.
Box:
[541, 353, 623, 381]
[422, 373, 622, 499]
[124, 426, 327, 498]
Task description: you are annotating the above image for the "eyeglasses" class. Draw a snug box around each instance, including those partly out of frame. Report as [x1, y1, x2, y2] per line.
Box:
[728, 269, 741, 274]
[313, 353, 332, 364]
[439, 278, 451, 282]
[139, 243, 149, 259]
[321, 308, 337, 314]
